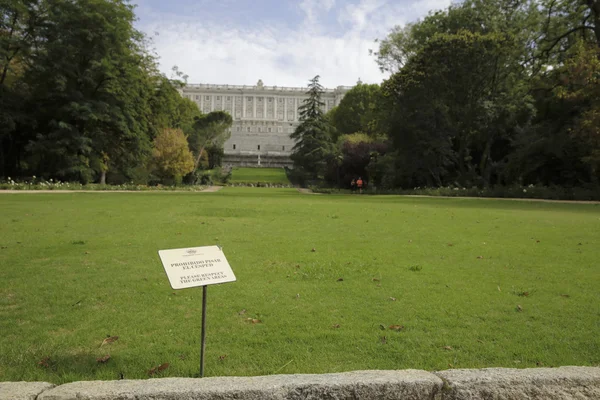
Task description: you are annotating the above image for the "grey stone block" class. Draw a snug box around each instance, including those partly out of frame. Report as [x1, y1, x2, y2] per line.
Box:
[38, 370, 442, 400]
[437, 366, 600, 400]
[0, 382, 54, 400]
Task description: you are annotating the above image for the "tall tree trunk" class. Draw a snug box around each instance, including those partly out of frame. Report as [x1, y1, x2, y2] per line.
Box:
[100, 170, 106, 185]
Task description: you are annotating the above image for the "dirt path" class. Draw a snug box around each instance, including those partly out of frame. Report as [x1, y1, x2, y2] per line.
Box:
[0, 187, 223, 194]
[297, 188, 320, 194]
[201, 186, 224, 192]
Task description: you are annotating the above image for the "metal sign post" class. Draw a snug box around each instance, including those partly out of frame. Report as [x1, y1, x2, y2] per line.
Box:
[158, 245, 236, 378]
[200, 285, 207, 377]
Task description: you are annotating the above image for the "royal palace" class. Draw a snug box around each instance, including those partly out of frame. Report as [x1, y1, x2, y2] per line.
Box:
[181, 80, 351, 167]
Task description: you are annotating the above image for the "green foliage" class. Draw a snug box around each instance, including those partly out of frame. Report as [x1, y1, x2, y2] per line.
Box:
[0, 0, 201, 184]
[291, 76, 336, 179]
[189, 111, 233, 170]
[151, 128, 195, 183]
[330, 83, 384, 137]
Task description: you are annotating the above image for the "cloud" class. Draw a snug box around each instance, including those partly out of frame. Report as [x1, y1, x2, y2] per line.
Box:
[136, 0, 447, 88]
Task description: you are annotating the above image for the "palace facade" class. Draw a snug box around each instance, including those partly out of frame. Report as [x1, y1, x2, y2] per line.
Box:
[181, 80, 351, 167]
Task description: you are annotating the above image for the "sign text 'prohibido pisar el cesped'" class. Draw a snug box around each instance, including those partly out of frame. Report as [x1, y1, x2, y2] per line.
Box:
[158, 245, 236, 290]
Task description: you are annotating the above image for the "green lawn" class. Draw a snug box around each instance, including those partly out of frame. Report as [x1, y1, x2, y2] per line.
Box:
[0, 189, 599, 384]
[229, 167, 290, 184]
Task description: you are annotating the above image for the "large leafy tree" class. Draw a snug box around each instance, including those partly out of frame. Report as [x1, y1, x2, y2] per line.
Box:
[151, 128, 194, 183]
[290, 75, 335, 179]
[188, 111, 232, 170]
[329, 82, 384, 137]
[22, 0, 158, 183]
[383, 30, 534, 187]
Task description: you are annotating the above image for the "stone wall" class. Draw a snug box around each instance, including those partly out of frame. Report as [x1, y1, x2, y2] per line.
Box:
[2, 367, 599, 400]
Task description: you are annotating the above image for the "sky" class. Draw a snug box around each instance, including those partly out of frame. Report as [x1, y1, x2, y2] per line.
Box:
[130, 0, 452, 88]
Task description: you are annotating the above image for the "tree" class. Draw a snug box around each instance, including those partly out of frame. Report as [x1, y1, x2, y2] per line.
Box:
[188, 111, 232, 170]
[151, 128, 194, 183]
[382, 30, 534, 187]
[290, 75, 335, 179]
[330, 82, 384, 137]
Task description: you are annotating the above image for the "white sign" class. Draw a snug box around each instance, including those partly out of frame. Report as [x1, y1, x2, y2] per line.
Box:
[158, 245, 236, 290]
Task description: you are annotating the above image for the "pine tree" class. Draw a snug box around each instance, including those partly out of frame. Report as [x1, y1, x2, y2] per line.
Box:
[290, 76, 334, 179]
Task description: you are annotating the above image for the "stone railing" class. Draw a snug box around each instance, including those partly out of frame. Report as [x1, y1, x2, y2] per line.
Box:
[185, 84, 353, 93]
[2, 367, 599, 400]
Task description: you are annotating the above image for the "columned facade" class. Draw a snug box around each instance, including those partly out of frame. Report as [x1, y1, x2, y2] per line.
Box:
[181, 80, 351, 167]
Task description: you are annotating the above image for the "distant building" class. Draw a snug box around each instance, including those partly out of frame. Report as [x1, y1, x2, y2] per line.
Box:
[181, 80, 351, 167]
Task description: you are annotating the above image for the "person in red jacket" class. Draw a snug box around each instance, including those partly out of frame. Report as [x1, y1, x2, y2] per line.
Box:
[356, 177, 363, 194]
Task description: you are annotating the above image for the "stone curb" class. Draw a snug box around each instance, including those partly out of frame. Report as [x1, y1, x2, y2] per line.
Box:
[37, 370, 441, 400]
[4, 367, 600, 399]
[0, 382, 54, 400]
[436, 366, 600, 400]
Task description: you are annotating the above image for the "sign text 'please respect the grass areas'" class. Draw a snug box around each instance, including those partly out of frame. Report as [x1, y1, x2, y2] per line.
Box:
[158, 245, 236, 289]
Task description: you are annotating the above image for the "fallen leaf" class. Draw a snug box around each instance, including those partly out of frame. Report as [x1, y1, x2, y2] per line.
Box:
[97, 355, 111, 363]
[536, 361, 544, 366]
[337, 278, 344, 282]
[238, 309, 247, 315]
[476, 256, 484, 259]
[147, 367, 157, 376]
[447, 243, 454, 246]
[389, 325, 404, 331]
[332, 324, 340, 329]
[497, 286, 501, 292]
[379, 324, 386, 330]
[516, 305, 523, 312]
[448, 363, 454, 368]
[247, 318, 262, 324]
[560, 294, 570, 298]
[311, 248, 316, 252]
[157, 363, 169, 372]
[536, 240, 540, 243]
[380, 336, 387, 344]
[443, 346, 453, 351]
[295, 293, 300, 299]
[85, 251, 90, 254]
[101, 336, 119, 347]
[175, 232, 182, 235]
[476, 339, 484, 343]
[372, 278, 380, 282]
[219, 355, 227, 361]
[389, 297, 397, 301]
[408, 240, 413, 243]
[38, 357, 50, 368]
[178, 354, 186, 360]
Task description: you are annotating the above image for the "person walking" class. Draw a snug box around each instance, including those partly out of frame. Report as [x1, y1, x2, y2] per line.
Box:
[350, 178, 356, 194]
[357, 177, 363, 194]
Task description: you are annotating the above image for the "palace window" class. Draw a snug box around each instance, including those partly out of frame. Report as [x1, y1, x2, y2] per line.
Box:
[227, 96, 231, 100]
[247, 127, 251, 132]
[248, 97, 253, 102]
[258, 145, 261, 150]
[195, 95, 199, 100]
[282, 146, 285, 151]
[268, 98, 272, 102]
[233, 144, 236, 150]
[258, 127, 261, 132]
[236, 126, 241, 132]
[216, 96, 221, 100]
[268, 127, 272, 132]
[205, 96, 210, 100]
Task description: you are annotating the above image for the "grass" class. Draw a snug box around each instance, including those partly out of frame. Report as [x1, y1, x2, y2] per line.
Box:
[229, 167, 290, 184]
[0, 188, 599, 384]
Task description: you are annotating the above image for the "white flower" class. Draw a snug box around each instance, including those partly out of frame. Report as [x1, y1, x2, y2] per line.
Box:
[523, 189, 527, 193]
[32, 175, 36, 179]
[49, 178, 53, 182]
